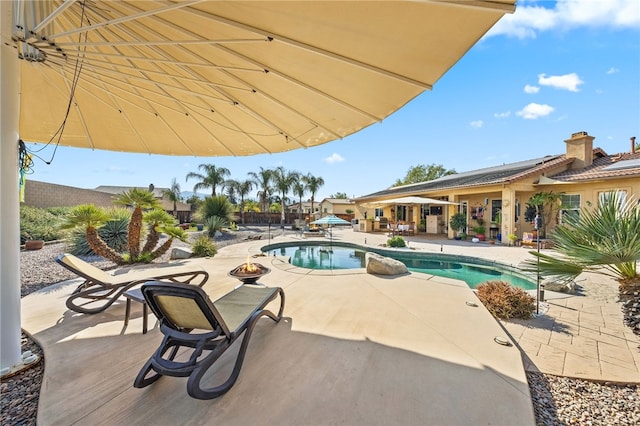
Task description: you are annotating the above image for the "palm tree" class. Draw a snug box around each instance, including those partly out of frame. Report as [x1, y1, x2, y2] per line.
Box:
[523, 192, 640, 286]
[272, 166, 300, 228]
[114, 188, 159, 261]
[163, 178, 182, 219]
[60, 204, 124, 264]
[141, 208, 178, 255]
[292, 180, 307, 220]
[228, 179, 254, 224]
[248, 167, 273, 212]
[302, 173, 324, 221]
[149, 225, 188, 260]
[186, 164, 230, 197]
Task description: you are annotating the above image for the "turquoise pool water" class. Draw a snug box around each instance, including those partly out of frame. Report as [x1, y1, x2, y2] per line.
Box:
[263, 243, 536, 290]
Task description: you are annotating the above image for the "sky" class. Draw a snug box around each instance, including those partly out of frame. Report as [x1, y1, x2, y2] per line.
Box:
[24, 0, 640, 202]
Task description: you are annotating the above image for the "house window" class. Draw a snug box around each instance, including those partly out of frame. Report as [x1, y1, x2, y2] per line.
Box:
[491, 200, 502, 223]
[374, 208, 384, 218]
[599, 190, 626, 205]
[559, 194, 581, 224]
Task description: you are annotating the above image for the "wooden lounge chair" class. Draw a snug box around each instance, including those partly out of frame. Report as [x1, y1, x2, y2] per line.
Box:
[56, 253, 209, 314]
[133, 281, 285, 399]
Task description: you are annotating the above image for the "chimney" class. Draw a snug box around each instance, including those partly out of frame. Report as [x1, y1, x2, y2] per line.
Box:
[632, 136, 637, 154]
[564, 131, 595, 169]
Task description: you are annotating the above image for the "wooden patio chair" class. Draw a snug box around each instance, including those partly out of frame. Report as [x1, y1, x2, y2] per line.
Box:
[133, 281, 285, 399]
[56, 253, 209, 314]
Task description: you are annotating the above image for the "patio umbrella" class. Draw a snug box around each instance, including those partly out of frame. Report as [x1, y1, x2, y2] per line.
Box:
[311, 215, 351, 246]
[1, 0, 515, 374]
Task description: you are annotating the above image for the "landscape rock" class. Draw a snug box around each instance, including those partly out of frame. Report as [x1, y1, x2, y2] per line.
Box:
[366, 252, 408, 275]
[543, 278, 577, 293]
[170, 247, 193, 260]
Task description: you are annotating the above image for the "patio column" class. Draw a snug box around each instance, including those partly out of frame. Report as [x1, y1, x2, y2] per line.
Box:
[0, 0, 23, 373]
[447, 193, 458, 239]
[501, 188, 517, 243]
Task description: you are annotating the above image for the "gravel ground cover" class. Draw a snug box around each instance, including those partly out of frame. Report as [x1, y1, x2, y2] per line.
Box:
[2, 228, 639, 425]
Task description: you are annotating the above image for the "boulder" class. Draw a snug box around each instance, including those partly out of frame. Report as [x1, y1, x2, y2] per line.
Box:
[170, 247, 193, 260]
[542, 278, 576, 293]
[366, 252, 408, 276]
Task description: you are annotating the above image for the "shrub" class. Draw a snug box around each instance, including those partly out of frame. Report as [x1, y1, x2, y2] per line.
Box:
[476, 280, 535, 320]
[191, 235, 218, 258]
[386, 236, 406, 248]
[20, 205, 68, 243]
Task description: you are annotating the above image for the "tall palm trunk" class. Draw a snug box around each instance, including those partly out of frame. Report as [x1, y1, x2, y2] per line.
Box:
[142, 225, 160, 254]
[128, 206, 143, 260]
[86, 227, 125, 264]
[151, 237, 174, 259]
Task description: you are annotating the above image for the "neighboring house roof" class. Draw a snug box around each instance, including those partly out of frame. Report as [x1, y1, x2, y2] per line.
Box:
[320, 198, 355, 205]
[95, 185, 191, 211]
[94, 185, 166, 198]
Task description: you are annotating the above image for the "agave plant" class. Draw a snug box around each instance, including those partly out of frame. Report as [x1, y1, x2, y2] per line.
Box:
[522, 192, 640, 286]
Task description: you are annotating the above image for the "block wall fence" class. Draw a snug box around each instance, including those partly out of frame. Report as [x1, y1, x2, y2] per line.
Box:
[23, 180, 115, 209]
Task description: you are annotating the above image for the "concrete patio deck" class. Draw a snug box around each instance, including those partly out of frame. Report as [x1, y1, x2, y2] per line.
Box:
[21, 227, 639, 425]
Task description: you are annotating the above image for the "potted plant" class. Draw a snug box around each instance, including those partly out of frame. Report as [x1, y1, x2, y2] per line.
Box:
[449, 213, 467, 240]
[473, 218, 486, 241]
[508, 233, 518, 247]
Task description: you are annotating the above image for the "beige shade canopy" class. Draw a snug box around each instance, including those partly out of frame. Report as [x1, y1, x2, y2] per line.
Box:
[13, 0, 515, 157]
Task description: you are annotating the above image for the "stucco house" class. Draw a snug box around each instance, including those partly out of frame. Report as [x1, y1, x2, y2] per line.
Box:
[318, 198, 356, 216]
[354, 131, 640, 241]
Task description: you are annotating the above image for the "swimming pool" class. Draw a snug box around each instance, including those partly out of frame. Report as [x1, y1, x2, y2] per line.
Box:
[262, 242, 536, 290]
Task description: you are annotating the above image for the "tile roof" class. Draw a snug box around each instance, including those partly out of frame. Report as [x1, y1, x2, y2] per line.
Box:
[548, 151, 640, 182]
[357, 154, 566, 199]
[357, 148, 640, 200]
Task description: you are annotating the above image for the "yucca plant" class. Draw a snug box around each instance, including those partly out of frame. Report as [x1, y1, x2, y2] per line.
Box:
[197, 195, 235, 224]
[141, 209, 177, 254]
[69, 217, 129, 256]
[205, 215, 228, 238]
[143, 226, 187, 261]
[114, 188, 159, 260]
[522, 192, 640, 287]
[60, 204, 124, 263]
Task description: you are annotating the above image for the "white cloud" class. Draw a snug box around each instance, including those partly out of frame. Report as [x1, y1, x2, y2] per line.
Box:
[606, 67, 620, 74]
[538, 73, 584, 92]
[494, 111, 511, 119]
[516, 103, 555, 119]
[324, 153, 345, 164]
[524, 84, 540, 94]
[470, 120, 484, 128]
[486, 0, 640, 39]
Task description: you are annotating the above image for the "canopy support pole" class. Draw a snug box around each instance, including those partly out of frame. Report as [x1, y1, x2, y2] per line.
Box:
[1, 0, 24, 374]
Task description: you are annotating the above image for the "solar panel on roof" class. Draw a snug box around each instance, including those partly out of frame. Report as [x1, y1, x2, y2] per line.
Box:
[602, 159, 640, 171]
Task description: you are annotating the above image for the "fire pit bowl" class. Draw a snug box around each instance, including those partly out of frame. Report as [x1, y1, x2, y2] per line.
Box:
[228, 262, 270, 284]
